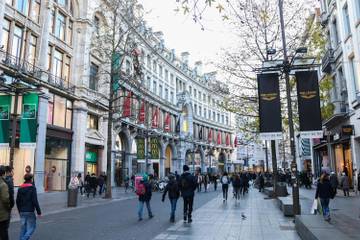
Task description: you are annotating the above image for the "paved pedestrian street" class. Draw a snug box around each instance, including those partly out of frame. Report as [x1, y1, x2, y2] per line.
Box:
[154, 189, 299, 240]
[9, 187, 300, 240]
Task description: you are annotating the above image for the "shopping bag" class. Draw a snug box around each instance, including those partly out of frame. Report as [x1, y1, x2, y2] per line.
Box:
[317, 198, 323, 215]
[310, 199, 317, 214]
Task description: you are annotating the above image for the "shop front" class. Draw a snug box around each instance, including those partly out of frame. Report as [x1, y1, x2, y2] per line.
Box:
[44, 128, 72, 191]
[85, 144, 103, 175]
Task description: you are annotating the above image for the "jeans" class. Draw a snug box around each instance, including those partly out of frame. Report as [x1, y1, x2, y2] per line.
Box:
[99, 184, 104, 195]
[170, 198, 178, 219]
[0, 219, 10, 240]
[138, 201, 153, 219]
[19, 212, 36, 240]
[222, 184, 229, 200]
[234, 187, 240, 200]
[320, 198, 330, 219]
[183, 196, 194, 219]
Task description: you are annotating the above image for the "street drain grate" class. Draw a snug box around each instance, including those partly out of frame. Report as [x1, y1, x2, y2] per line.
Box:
[279, 225, 295, 231]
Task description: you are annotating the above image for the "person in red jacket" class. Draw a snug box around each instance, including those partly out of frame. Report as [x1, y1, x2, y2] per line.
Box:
[16, 173, 41, 240]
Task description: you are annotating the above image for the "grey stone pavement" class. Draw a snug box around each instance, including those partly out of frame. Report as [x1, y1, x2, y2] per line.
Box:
[153, 189, 300, 240]
[10, 187, 136, 222]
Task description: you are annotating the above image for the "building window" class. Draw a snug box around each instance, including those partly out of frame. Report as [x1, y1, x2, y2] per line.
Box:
[208, 109, 211, 119]
[55, 12, 66, 41]
[165, 69, 169, 81]
[1, 19, 11, 52]
[17, 0, 30, 16]
[53, 95, 66, 127]
[170, 91, 174, 104]
[212, 111, 215, 120]
[12, 26, 24, 59]
[125, 59, 131, 75]
[56, 0, 68, 7]
[226, 116, 229, 125]
[331, 20, 339, 47]
[194, 89, 197, 98]
[356, 0, 360, 20]
[31, 0, 41, 23]
[343, 5, 351, 37]
[153, 81, 157, 93]
[221, 115, 224, 123]
[159, 65, 163, 78]
[203, 94, 206, 102]
[89, 63, 98, 91]
[147, 76, 151, 88]
[53, 49, 63, 78]
[28, 34, 37, 65]
[165, 88, 169, 101]
[194, 104, 197, 115]
[94, 16, 100, 34]
[189, 86, 192, 95]
[217, 113, 220, 122]
[170, 74, 174, 85]
[199, 106, 202, 116]
[159, 84, 163, 98]
[349, 57, 359, 93]
[153, 60, 157, 73]
[67, 20, 73, 45]
[147, 55, 151, 67]
[87, 114, 99, 130]
[204, 108, 206, 118]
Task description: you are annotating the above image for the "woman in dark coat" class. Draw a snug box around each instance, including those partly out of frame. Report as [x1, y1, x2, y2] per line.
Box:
[315, 173, 333, 221]
[162, 175, 180, 222]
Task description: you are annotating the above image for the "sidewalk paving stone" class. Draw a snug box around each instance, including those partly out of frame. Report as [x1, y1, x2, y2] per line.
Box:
[153, 189, 299, 240]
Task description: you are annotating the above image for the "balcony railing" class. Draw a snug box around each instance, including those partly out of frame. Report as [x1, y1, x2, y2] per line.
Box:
[321, 48, 334, 73]
[0, 50, 75, 94]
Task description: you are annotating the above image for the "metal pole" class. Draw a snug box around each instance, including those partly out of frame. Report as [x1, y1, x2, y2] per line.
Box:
[145, 133, 148, 173]
[265, 141, 269, 172]
[278, 0, 300, 215]
[9, 91, 19, 168]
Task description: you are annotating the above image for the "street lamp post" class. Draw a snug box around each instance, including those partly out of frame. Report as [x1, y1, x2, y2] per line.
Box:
[278, 0, 300, 215]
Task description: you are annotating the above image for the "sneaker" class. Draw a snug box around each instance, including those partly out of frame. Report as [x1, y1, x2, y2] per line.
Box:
[149, 215, 154, 219]
[188, 218, 192, 223]
[138, 218, 143, 221]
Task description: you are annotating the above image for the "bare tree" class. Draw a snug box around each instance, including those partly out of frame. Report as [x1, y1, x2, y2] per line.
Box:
[91, 0, 145, 198]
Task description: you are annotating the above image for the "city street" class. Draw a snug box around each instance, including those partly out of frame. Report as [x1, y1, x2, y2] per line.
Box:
[8, 186, 298, 240]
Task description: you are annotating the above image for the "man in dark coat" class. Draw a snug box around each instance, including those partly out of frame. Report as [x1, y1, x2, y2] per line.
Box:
[179, 165, 197, 223]
[87, 173, 97, 198]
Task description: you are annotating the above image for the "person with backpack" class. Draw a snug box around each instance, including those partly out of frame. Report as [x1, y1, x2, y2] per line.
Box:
[136, 175, 154, 221]
[162, 174, 180, 222]
[16, 173, 41, 240]
[221, 172, 230, 202]
[0, 166, 11, 240]
[179, 165, 197, 223]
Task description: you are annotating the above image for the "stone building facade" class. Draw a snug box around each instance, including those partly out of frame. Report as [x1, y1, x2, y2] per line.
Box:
[0, 0, 235, 192]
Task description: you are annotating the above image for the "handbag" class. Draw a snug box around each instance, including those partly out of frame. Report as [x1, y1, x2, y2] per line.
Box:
[310, 199, 317, 214]
[317, 198, 323, 215]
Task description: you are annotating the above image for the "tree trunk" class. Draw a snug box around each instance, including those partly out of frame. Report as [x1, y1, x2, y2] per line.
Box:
[271, 140, 278, 197]
[105, 78, 114, 199]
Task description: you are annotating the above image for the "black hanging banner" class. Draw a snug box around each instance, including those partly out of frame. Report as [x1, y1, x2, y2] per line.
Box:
[257, 73, 282, 140]
[295, 71, 323, 138]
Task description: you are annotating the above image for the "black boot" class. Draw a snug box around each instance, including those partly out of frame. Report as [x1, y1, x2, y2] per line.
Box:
[188, 215, 192, 223]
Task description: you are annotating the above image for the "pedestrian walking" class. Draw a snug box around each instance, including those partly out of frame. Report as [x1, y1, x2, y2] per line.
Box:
[16, 173, 42, 240]
[77, 173, 84, 196]
[87, 173, 97, 198]
[340, 172, 350, 197]
[315, 173, 333, 221]
[329, 172, 338, 198]
[98, 173, 105, 195]
[124, 175, 130, 193]
[179, 165, 197, 223]
[213, 174, 218, 191]
[136, 175, 154, 221]
[0, 166, 11, 240]
[232, 174, 241, 201]
[162, 174, 180, 222]
[258, 172, 265, 192]
[4, 166, 14, 211]
[221, 172, 230, 202]
[196, 172, 202, 192]
[203, 174, 209, 192]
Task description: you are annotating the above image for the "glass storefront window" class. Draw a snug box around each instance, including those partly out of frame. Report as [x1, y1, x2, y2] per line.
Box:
[53, 95, 66, 127]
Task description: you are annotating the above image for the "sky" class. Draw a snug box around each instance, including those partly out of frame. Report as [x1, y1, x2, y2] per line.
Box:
[138, 0, 236, 72]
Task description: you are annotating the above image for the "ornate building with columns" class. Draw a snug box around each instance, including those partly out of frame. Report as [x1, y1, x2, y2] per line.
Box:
[0, 0, 235, 192]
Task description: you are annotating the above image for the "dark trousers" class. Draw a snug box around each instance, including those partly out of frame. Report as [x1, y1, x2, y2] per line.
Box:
[0, 219, 9, 240]
[214, 182, 217, 191]
[222, 184, 229, 200]
[183, 196, 194, 219]
[197, 183, 202, 192]
[99, 184, 104, 195]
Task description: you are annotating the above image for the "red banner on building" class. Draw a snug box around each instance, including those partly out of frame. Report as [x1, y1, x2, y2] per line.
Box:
[226, 134, 230, 146]
[138, 100, 145, 123]
[164, 113, 171, 132]
[151, 107, 159, 128]
[122, 91, 132, 117]
[217, 131, 222, 145]
[208, 129, 212, 143]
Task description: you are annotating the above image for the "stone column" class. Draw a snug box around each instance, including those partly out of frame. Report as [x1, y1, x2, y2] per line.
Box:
[34, 89, 49, 193]
[159, 157, 165, 178]
[71, 101, 87, 175]
[0, 1, 5, 45]
[37, 0, 52, 71]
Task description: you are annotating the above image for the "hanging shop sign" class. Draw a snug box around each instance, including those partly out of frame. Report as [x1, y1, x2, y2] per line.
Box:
[295, 71, 323, 139]
[341, 125, 354, 137]
[20, 93, 38, 148]
[257, 73, 282, 140]
[150, 138, 159, 159]
[85, 151, 97, 163]
[0, 95, 11, 147]
[136, 138, 145, 159]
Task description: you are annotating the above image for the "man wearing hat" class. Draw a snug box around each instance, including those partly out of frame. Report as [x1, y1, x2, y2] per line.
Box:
[179, 165, 197, 223]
